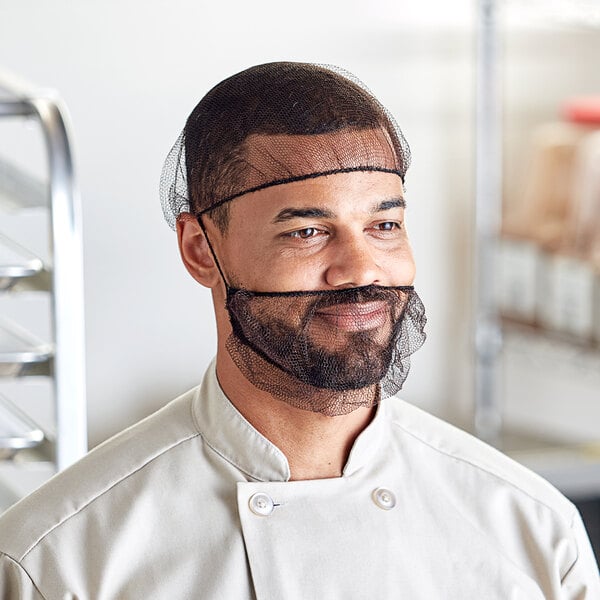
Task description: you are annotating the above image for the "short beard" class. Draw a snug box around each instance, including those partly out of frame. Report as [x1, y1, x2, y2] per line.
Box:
[224, 284, 426, 415]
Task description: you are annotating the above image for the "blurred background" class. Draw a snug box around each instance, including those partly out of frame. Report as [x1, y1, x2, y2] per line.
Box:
[0, 0, 598, 558]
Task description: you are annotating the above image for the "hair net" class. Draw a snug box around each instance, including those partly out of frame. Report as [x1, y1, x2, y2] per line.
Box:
[160, 62, 410, 229]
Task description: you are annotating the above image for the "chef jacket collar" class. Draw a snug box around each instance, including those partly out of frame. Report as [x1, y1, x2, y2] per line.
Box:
[192, 358, 389, 482]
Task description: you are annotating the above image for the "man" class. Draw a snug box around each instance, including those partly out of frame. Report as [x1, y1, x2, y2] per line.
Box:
[0, 62, 598, 599]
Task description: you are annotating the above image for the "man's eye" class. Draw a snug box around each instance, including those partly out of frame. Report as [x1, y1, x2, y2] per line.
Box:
[375, 222, 401, 231]
[290, 227, 319, 239]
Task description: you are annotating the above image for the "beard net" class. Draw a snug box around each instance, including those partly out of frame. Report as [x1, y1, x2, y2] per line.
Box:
[226, 285, 426, 416]
[159, 62, 427, 415]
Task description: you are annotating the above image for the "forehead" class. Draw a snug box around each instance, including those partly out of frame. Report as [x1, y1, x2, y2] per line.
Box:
[226, 170, 405, 227]
[241, 129, 400, 190]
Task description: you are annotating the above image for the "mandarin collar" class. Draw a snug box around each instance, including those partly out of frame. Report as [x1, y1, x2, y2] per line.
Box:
[192, 359, 389, 482]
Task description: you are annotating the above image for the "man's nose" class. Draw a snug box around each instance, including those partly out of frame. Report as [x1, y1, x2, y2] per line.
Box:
[324, 234, 382, 288]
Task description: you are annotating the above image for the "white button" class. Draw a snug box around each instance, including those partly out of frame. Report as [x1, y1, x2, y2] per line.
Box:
[372, 487, 396, 510]
[249, 492, 275, 516]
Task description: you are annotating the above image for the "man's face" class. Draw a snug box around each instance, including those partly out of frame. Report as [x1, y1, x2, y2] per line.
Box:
[191, 169, 421, 407]
[204, 170, 417, 396]
[211, 170, 415, 296]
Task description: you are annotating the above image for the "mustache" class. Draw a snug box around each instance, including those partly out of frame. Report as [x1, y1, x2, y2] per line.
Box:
[309, 285, 405, 311]
[226, 284, 413, 325]
[229, 284, 409, 302]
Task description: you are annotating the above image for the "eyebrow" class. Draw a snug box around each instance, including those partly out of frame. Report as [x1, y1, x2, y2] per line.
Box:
[272, 207, 335, 223]
[271, 196, 406, 224]
[375, 197, 406, 211]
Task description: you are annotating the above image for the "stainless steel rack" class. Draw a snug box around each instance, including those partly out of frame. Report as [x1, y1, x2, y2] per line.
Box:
[0, 69, 86, 510]
[474, 1, 600, 501]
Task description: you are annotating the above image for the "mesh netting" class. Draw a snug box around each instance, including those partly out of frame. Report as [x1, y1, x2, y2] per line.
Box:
[226, 285, 426, 416]
[160, 62, 410, 229]
[160, 62, 426, 414]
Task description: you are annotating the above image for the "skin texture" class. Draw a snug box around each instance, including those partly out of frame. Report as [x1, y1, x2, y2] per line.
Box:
[178, 170, 415, 480]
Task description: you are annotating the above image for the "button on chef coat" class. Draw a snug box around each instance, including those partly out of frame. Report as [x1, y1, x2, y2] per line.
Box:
[0, 359, 598, 599]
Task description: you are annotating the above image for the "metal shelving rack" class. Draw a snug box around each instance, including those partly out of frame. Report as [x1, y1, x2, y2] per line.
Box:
[0, 70, 86, 510]
[474, 1, 600, 503]
[474, 0, 503, 444]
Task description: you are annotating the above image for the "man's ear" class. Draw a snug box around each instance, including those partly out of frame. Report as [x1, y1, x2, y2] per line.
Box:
[177, 213, 221, 288]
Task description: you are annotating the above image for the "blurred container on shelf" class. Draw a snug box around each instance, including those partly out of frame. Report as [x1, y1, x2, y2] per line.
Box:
[497, 238, 540, 322]
[499, 97, 600, 346]
[539, 253, 595, 339]
[563, 96, 600, 127]
[503, 121, 586, 250]
[569, 128, 600, 263]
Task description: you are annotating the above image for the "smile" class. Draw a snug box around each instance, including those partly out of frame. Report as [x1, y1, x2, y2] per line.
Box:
[314, 301, 389, 332]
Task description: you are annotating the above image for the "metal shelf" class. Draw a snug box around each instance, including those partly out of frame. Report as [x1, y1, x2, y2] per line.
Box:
[0, 158, 47, 212]
[502, 318, 600, 365]
[0, 318, 53, 377]
[0, 231, 47, 291]
[504, 432, 600, 500]
[0, 393, 44, 459]
[0, 69, 86, 509]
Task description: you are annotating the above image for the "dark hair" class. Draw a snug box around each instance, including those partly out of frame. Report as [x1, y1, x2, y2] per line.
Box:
[183, 62, 409, 232]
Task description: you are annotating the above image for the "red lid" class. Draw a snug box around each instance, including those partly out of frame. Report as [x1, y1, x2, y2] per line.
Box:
[563, 97, 600, 124]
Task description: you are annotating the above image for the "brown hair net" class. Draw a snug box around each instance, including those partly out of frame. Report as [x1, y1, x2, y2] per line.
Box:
[160, 62, 411, 229]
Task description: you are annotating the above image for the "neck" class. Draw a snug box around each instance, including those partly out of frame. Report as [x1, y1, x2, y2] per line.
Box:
[215, 348, 376, 481]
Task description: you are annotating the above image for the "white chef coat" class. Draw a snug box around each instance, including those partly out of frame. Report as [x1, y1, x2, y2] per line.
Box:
[0, 360, 598, 599]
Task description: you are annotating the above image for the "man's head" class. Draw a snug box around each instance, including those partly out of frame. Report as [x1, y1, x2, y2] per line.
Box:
[163, 62, 426, 415]
[160, 62, 410, 232]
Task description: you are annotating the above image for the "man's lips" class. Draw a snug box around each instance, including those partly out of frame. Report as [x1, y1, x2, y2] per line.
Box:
[314, 301, 389, 331]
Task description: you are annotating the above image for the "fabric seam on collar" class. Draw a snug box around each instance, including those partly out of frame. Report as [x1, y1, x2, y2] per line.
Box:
[393, 419, 578, 582]
[0, 551, 48, 599]
[391, 419, 576, 522]
[20, 432, 201, 561]
[194, 379, 290, 482]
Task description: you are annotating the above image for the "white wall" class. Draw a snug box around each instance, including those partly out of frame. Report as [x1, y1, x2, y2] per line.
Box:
[6, 2, 593, 450]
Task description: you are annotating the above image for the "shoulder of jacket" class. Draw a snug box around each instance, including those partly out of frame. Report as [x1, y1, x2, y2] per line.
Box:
[0, 386, 202, 561]
[386, 398, 576, 522]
